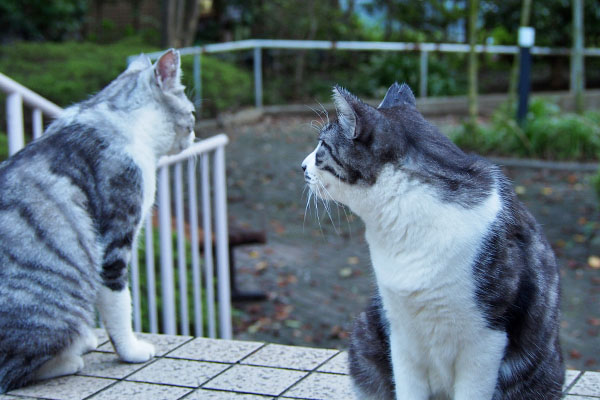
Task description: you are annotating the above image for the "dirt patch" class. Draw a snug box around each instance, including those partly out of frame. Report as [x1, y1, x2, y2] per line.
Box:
[201, 116, 599, 372]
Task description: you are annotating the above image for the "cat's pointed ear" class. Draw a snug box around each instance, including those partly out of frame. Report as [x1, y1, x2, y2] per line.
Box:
[378, 82, 416, 109]
[127, 53, 152, 72]
[154, 49, 181, 92]
[332, 85, 360, 139]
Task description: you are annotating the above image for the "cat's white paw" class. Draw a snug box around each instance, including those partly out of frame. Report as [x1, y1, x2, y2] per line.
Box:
[118, 339, 155, 363]
[36, 354, 84, 381]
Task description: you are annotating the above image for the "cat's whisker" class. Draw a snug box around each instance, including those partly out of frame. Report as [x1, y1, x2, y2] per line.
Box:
[317, 101, 330, 125]
[306, 104, 326, 127]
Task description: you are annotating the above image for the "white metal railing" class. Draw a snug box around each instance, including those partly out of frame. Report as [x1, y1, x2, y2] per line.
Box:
[0, 72, 63, 154]
[131, 135, 232, 339]
[1, 72, 232, 339]
[131, 39, 600, 108]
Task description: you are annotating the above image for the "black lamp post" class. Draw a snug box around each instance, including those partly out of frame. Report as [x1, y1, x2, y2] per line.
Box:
[517, 26, 535, 125]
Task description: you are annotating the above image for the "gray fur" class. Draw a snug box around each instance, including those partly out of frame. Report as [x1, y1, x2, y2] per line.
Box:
[0, 50, 194, 393]
[314, 84, 564, 399]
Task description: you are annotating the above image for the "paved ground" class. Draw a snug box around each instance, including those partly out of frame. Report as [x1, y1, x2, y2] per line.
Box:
[3, 330, 597, 400]
[202, 116, 600, 373]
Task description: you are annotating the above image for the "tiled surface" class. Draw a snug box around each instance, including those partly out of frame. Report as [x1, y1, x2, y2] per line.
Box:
[241, 344, 338, 371]
[3, 332, 599, 400]
[167, 337, 264, 363]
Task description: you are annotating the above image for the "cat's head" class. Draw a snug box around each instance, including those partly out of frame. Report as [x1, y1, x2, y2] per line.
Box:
[147, 49, 195, 155]
[91, 49, 195, 156]
[302, 83, 489, 214]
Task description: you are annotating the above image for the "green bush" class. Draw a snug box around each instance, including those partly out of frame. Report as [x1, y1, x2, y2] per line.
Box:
[0, 37, 251, 116]
[451, 98, 600, 161]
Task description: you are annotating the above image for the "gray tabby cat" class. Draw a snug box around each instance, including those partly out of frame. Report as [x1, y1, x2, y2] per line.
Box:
[302, 83, 564, 399]
[0, 49, 195, 393]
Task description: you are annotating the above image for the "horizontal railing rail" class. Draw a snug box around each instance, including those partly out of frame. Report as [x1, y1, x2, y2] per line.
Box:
[0, 72, 63, 155]
[1, 73, 232, 339]
[131, 39, 600, 108]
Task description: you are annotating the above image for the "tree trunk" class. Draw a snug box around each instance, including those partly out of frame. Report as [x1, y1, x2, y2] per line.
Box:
[467, 0, 479, 131]
[162, 0, 200, 48]
[507, 0, 532, 111]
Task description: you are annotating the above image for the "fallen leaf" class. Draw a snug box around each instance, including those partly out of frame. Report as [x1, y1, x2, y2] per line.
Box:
[588, 317, 600, 327]
[255, 261, 268, 272]
[285, 320, 302, 329]
[569, 349, 582, 359]
[515, 185, 526, 195]
[574, 234, 586, 243]
[541, 187, 553, 196]
[249, 250, 260, 259]
[339, 267, 353, 278]
[588, 256, 600, 269]
[347, 256, 359, 265]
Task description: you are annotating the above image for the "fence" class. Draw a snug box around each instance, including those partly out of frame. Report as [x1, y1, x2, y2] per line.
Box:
[0, 72, 232, 339]
[133, 39, 600, 111]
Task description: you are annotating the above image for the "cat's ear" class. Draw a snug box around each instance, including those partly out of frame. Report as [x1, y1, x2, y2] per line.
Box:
[154, 49, 181, 92]
[332, 85, 364, 139]
[127, 54, 152, 72]
[378, 82, 416, 109]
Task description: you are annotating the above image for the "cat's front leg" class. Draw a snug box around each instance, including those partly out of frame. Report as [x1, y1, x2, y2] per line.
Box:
[97, 286, 155, 363]
[388, 330, 430, 400]
[453, 329, 507, 400]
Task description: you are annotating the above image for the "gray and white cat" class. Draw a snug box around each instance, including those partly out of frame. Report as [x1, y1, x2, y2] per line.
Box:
[0, 49, 195, 392]
[302, 83, 564, 400]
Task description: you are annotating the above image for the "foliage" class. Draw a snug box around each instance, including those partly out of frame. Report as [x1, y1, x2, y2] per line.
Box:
[480, 0, 600, 47]
[0, 37, 251, 116]
[451, 99, 600, 161]
[0, 0, 87, 42]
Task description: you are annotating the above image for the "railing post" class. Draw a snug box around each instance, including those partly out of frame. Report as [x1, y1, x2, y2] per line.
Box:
[213, 146, 232, 339]
[158, 166, 177, 334]
[193, 52, 202, 112]
[419, 50, 429, 98]
[6, 92, 24, 155]
[32, 108, 43, 139]
[254, 46, 263, 108]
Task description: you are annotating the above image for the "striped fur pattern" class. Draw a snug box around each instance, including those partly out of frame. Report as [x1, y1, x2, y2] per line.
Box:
[302, 83, 564, 399]
[0, 49, 195, 393]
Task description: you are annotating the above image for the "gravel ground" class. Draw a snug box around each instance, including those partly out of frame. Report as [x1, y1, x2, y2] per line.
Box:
[201, 115, 599, 372]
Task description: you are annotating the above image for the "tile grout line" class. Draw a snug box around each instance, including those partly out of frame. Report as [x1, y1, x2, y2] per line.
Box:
[563, 371, 585, 396]
[80, 335, 197, 400]
[276, 350, 342, 398]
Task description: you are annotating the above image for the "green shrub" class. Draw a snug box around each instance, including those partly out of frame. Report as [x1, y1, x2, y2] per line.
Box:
[0, 37, 251, 117]
[451, 98, 600, 161]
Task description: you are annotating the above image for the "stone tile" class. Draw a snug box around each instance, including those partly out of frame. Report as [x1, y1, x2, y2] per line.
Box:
[77, 351, 151, 379]
[241, 344, 338, 371]
[168, 338, 264, 363]
[564, 370, 584, 393]
[563, 396, 600, 399]
[8, 375, 115, 400]
[203, 365, 307, 396]
[283, 372, 357, 400]
[316, 351, 349, 374]
[185, 389, 274, 399]
[0, 396, 22, 400]
[127, 358, 229, 388]
[569, 371, 600, 397]
[97, 333, 192, 356]
[88, 381, 191, 400]
[93, 328, 110, 347]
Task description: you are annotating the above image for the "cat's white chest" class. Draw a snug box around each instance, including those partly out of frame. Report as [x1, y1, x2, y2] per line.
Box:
[362, 178, 505, 397]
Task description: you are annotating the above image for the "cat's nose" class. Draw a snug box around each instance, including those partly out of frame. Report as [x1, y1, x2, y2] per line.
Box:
[301, 162, 307, 172]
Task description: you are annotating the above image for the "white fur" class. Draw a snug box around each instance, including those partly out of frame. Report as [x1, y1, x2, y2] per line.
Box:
[97, 286, 155, 363]
[302, 153, 508, 400]
[35, 327, 97, 381]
